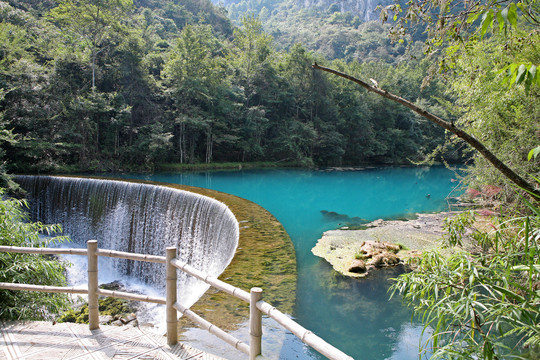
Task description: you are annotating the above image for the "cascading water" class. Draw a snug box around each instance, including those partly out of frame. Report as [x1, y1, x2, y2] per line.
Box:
[16, 176, 239, 309]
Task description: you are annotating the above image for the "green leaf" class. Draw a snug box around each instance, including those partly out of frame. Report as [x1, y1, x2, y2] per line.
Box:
[467, 12, 481, 24]
[491, 284, 525, 302]
[516, 64, 527, 84]
[496, 11, 505, 32]
[511, 264, 540, 271]
[507, 3, 518, 28]
[501, 6, 510, 26]
[529, 65, 537, 84]
[528, 146, 540, 161]
[509, 63, 519, 84]
[480, 9, 494, 38]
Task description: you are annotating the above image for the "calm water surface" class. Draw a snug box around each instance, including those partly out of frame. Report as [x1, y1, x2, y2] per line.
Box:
[115, 167, 459, 360]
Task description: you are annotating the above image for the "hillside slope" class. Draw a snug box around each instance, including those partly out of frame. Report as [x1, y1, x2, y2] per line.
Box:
[211, 0, 402, 61]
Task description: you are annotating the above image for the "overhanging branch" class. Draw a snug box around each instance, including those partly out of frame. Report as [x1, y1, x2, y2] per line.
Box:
[312, 63, 540, 199]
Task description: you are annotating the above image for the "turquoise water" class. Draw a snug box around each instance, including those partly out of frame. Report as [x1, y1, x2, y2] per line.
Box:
[115, 166, 459, 359]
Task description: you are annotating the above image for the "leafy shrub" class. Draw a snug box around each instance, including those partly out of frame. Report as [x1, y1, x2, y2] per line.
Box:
[391, 197, 540, 359]
[0, 191, 71, 320]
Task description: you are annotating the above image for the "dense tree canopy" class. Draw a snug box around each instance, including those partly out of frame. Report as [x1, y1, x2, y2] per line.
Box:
[0, 0, 456, 173]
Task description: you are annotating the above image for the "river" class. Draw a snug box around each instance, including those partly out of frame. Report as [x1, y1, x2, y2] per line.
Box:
[113, 166, 459, 359]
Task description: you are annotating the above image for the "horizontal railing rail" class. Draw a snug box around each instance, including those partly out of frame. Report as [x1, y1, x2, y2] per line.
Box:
[0, 283, 89, 294]
[96, 248, 166, 264]
[0, 241, 354, 360]
[0, 245, 88, 256]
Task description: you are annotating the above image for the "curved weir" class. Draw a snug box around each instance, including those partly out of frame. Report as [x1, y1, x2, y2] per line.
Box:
[16, 176, 240, 308]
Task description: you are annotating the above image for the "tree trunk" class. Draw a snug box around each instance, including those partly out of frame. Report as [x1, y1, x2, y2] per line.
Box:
[312, 63, 540, 199]
[176, 122, 185, 164]
[206, 128, 213, 164]
[92, 51, 96, 92]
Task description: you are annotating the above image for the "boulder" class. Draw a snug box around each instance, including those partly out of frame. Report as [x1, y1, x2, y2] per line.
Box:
[384, 253, 400, 266]
[99, 280, 124, 291]
[348, 259, 367, 273]
[99, 315, 114, 324]
[372, 253, 400, 267]
[371, 254, 385, 268]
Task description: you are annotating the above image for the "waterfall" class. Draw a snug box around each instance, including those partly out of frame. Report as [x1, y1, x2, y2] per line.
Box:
[16, 176, 239, 309]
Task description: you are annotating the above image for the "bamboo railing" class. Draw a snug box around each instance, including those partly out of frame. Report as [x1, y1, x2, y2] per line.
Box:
[0, 241, 354, 360]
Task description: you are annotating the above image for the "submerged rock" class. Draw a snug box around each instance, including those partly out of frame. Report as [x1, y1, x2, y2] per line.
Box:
[320, 210, 367, 225]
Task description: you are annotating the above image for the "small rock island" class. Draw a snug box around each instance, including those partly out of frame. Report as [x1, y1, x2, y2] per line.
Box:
[312, 212, 458, 278]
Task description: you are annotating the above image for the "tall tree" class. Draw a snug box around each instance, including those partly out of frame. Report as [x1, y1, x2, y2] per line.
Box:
[230, 15, 273, 160]
[163, 24, 229, 163]
[48, 0, 134, 91]
[231, 14, 272, 106]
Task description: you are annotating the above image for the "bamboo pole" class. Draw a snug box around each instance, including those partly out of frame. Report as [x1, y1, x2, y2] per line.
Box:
[0, 245, 87, 256]
[170, 258, 250, 302]
[166, 247, 178, 346]
[87, 240, 99, 330]
[173, 302, 250, 355]
[96, 289, 165, 304]
[96, 249, 166, 264]
[0, 283, 88, 294]
[249, 287, 263, 360]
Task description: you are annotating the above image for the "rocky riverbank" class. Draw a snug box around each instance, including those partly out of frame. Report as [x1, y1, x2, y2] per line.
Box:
[312, 212, 460, 278]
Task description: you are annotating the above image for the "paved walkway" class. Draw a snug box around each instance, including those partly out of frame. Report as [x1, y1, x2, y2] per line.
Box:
[0, 321, 224, 360]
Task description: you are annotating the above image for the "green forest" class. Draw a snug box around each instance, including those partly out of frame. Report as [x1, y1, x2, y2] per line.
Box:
[0, 0, 537, 191]
[214, 0, 415, 61]
[0, 0, 461, 175]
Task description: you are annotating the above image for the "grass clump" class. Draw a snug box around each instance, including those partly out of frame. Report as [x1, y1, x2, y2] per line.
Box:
[354, 251, 365, 260]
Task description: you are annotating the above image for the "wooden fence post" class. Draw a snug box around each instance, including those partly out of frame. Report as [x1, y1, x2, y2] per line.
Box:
[87, 240, 99, 330]
[166, 247, 178, 346]
[249, 287, 263, 360]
